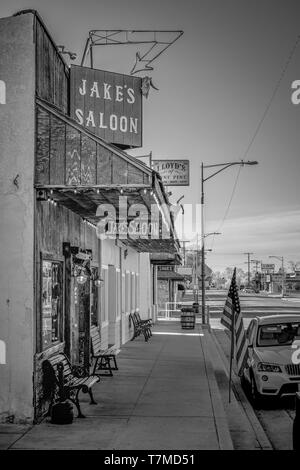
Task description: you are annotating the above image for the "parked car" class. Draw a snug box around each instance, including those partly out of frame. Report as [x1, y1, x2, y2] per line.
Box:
[242, 287, 255, 293]
[241, 315, 300, 404]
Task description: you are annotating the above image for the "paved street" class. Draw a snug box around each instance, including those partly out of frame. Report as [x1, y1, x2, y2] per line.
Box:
[177, 289, 300, 449]
[205, 289, 300, 450]
[204, 289, 300, 330]
[177, 289, 300, 330]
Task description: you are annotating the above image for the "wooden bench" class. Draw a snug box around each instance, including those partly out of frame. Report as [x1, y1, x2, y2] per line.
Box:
[43, 352, 99, 418]
[129, 313, 151, 342]
[135, 312, 153, 330]
[134, 312, 153, 338]
[90, 325, 120, 377]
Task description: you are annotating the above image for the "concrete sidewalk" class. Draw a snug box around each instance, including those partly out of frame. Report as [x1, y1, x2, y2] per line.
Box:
[1, 322, 233, 450]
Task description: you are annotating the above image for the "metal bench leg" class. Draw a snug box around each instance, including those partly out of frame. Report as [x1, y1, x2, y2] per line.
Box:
[94, 357, 113, 376]
[71, 389, 85, 418]
[131, 327, 137, 340]
[88, 388, 97, 405]
[103, 357, 113, 376]
[112, 356, 118, 370]
[143, 328, 149, 342]
[92, 357, 100, 375]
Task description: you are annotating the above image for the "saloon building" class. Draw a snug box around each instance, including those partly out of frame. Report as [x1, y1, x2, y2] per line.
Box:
[0, 10, 180, 423]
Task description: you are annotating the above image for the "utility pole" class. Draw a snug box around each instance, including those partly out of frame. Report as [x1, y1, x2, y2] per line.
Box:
[200, 160, 258, 324]
[244, 252, 253, 287]
[201, 163, 205, 322]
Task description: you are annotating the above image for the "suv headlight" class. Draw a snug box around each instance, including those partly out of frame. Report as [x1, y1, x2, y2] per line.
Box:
[257, 362, 282, 373]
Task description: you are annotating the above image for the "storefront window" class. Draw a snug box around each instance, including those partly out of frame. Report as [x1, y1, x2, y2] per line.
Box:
[42, 260, 63, 350]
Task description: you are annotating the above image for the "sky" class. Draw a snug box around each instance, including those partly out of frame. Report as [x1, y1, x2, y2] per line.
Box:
[1, 0, 300, 272]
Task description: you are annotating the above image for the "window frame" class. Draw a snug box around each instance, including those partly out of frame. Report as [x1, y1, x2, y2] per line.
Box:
[39, 252, 65, 352]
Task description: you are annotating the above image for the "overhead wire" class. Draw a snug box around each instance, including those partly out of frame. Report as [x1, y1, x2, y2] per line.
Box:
[209, 33, 300, 252]
[210, 164, 242, 250]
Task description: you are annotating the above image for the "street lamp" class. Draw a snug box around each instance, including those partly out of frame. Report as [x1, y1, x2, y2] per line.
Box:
[269, 255, 285, 298]
[201, 160, 258, 323]
[204, 232, 222, 238]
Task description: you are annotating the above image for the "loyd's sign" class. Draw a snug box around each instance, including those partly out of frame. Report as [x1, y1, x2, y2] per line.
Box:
[70, 65, 142, 147]
[152, 159, 190, 186]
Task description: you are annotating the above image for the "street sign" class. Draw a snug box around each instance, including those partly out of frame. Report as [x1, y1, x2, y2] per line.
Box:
[151, 159, 190, 186]
[261, 263, 275, 271]
[70, 65, 142, 147]
[158, 265, 174, 271]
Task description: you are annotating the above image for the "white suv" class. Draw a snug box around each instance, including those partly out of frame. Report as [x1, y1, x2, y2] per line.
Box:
[241, 315, 300, 403]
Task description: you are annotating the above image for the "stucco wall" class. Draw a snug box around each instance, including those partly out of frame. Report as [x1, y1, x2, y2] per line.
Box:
[0, 14, 35, 423]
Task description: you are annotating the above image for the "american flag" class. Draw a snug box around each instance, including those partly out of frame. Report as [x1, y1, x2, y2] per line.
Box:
[221, 268, 249, 376]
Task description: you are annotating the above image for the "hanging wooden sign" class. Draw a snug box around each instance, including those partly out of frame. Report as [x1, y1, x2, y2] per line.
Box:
[70, 65, 143, 148]
[151, 159, 190, 186]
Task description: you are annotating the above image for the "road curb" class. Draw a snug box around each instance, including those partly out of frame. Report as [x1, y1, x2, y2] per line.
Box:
[210, 329, 273, 450]
[200, 326, 234, 450]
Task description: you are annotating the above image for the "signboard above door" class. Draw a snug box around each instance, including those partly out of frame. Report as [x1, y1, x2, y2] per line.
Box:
[70, 65, 142, 148]
[151, 159, 190, 186]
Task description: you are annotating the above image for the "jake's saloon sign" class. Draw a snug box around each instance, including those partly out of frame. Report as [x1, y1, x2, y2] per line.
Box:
[70, 65, 142, 147]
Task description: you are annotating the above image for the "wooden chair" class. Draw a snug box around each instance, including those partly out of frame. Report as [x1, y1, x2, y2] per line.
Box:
[90, 325, 120, 377]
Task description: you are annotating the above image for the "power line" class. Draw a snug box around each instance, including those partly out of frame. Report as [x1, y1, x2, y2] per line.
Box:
[240, 34, 300, 161]
[210, 164, 243, 249]
[217, 165, 242, 231]
[210, 34, 300, 251]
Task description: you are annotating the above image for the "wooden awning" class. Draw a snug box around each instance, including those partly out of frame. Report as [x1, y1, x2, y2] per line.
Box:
[35, 99, 180, 254]
[157, 271, 185, 281]
[150, 253, 182, 265]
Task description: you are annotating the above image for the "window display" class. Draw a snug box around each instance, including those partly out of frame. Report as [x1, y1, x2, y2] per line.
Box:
[42, 260, 63, 350]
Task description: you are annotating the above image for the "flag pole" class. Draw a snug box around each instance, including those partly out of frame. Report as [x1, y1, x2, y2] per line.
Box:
[228, 305, 235, 403]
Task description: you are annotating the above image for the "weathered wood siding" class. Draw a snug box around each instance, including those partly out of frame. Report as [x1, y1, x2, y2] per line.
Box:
[35, 104, 150, 187]
[36, 200, 99, 266]
[34, 14, 69, 113]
